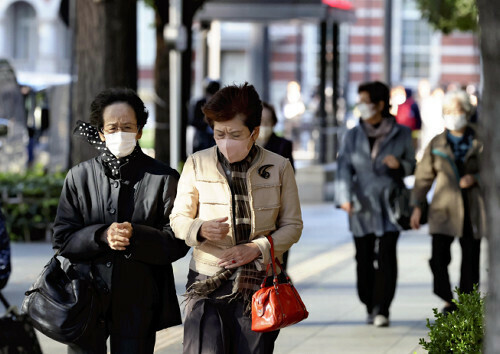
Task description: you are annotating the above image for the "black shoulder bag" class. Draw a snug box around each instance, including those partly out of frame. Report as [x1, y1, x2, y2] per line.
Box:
[21, 245, 100, 346]
[384, 180, 428, 231]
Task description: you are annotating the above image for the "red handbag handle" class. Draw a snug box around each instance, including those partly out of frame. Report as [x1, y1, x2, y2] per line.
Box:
[263, 235, 292, 287]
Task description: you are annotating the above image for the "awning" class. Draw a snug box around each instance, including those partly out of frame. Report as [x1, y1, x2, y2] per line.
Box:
[195, 0, 356, 23]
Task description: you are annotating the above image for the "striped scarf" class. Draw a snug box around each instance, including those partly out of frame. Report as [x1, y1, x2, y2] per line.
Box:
[185, 145, 266, 314]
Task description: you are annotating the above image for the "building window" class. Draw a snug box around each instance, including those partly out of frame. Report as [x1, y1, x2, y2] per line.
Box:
[401, 18, 432, 79]
[402, 0, 418, 11]
[10, 1, 37, 61]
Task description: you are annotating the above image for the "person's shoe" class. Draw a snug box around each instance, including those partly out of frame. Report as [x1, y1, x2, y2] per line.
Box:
[373, 314, 389, 327]
[366, 312, 375, 324]
[441, 303, 457, 315]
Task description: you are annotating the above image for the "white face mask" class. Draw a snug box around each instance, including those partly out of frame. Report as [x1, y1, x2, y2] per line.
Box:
[443, 114, 467, 131]
[257, 126, 273, 144]
[357, 103, 376, 121]
[104, 131, 137, 158]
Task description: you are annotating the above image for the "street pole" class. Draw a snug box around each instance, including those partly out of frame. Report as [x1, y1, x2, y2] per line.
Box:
[383, 0, 392, 85]
[250, 24, 270, 102]
[318, 21, 327, 164]
[166, 0, 183, 170]
[331, 22, 339, 162]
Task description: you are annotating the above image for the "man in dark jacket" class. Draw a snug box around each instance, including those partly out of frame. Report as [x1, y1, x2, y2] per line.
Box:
[53, 88, 189, 354]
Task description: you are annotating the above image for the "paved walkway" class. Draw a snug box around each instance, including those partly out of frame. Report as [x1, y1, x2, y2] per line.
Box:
[1, 203, 488, 353]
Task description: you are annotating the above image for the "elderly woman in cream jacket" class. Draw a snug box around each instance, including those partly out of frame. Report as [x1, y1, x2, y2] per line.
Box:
[170, 83, 303, 354]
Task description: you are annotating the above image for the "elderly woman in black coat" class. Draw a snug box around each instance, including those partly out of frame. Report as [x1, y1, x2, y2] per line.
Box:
[53, 88, 189, 354]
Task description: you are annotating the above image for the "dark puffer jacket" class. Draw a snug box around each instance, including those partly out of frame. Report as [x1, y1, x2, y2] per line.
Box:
[52, 150, 189, 334]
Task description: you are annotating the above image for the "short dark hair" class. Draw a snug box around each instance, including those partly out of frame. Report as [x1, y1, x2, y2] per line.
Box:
[205, 80, 220, 95]
[89, 87, 148, 131]
[202, 82, 262, 132]
[358, 81, 391, 117]
[262, 101, 278, 126]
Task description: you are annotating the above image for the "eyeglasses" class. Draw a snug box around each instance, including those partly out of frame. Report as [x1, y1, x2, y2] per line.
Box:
[102, 124, 138, 134]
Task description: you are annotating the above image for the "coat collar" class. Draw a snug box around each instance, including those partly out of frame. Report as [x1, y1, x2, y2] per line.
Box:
[431, 125, 481, 161]
[356, 116, 400, 157]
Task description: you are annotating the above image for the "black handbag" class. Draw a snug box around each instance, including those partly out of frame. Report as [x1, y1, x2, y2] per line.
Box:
[0, 291, 43, 353]
[385, 182, 428, 231]
[21, 247, 100, 346]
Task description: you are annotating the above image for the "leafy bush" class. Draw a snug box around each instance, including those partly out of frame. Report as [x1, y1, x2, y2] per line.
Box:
[0, 168, 66, 241]
[419, 285, 485, 353]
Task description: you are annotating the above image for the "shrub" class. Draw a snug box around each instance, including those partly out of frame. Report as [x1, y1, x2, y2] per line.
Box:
[0, 167, 66, 241]
[419, 285, 485, 353]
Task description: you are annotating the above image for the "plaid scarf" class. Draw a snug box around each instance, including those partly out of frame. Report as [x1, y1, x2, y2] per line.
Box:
[185, 144, 266, 314]
[73, 120, 141, 179]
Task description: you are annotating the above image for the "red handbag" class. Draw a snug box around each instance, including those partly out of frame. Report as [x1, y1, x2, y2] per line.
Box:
[251, 236, 309, 332]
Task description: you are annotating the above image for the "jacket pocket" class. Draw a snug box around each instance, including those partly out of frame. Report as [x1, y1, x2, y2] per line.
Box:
[252, 184, 281, 209]
[428, 208, 447, 224]
[254, 205, 280, 231]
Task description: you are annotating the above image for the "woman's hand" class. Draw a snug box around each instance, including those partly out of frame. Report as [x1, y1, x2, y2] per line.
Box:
[218, 243, 262, 269]
[199, 217, 230, 242]
[106, 222, 133, 251]
[340, 202, 353, 215]
[410, 207, 421, 230]
[383, 155, 400, 169]
[459, 174, 476, 189]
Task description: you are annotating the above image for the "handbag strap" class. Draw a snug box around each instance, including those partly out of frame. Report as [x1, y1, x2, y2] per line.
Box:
[266, 235, 278, 278]
[263, 235, 293, 287]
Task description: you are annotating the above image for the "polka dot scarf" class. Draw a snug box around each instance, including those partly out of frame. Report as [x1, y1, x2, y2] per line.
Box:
[73, 120, 140, 179]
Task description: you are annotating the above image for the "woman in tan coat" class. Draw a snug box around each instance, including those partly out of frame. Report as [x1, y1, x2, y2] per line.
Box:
[170, 83, 303, 354]
[410, 90, 485, 314]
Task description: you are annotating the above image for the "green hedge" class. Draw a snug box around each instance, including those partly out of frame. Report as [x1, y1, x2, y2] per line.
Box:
[0, 168, 66, 241]
[419, 285, 485, 353]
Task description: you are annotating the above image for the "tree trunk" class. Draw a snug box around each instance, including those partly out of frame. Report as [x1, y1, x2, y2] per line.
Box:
[70, 0, 137, 166]
[153, 1, 170, 164]
[477, 1, 500, 352]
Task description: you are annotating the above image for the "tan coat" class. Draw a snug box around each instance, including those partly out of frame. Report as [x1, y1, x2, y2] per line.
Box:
[411, 127, 486, 238]
[170, 145, 303, 276]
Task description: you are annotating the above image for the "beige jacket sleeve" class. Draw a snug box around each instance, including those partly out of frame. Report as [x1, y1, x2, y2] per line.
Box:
[252, 159, 303, 265]
[169, 156, 204, 247]
[411, 142, 436, 207]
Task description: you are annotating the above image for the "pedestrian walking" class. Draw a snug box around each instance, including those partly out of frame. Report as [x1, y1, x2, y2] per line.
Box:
[335, 81, 415, 327]
[395, 88, 422, 132]
[256, 102, 295, 170]
[52, 88, 189, 353]
[410, 89, 485, 314]
[170, 83, 303, 353]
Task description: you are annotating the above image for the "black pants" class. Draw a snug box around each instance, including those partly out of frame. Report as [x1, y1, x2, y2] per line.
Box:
[68, 333, 155, 354]
[429, 232, 481, 303]
[67, 284, 156, 354]
[353, 232, 399, 317]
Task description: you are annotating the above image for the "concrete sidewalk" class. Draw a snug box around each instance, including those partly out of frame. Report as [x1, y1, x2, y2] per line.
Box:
[1, 204, 488, 353]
